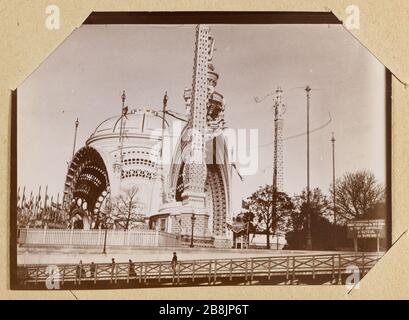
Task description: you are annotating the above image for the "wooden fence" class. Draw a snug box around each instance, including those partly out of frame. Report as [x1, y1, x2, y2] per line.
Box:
[17, 252, 382, 287]
[18, 228, 180, 247]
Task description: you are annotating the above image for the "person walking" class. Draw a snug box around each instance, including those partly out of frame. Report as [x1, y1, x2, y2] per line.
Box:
[110, 258, 116, 283]
[171, 252, 178, 275]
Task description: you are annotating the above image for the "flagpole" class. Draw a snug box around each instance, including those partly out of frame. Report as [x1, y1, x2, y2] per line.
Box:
[56, 192, 60, 222]
[43, 185, 48, 218]
[36, 186, 41, 220]
[160, 91, 168, 204]
[119, 90, 126, 164]
[20, 186, 26, 210]
[72, 118, 79, 160]
[17, 186, 20, 209]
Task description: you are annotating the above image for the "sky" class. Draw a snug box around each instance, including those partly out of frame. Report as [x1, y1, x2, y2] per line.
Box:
[17, 24, 386, 215]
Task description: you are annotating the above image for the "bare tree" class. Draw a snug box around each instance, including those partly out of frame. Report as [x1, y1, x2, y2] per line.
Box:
[110, 186, 145, 230]
[333, 170, 385, 223]
[242, 185, 293, 249]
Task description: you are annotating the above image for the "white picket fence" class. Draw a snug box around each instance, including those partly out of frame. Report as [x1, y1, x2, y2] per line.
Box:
[18, 228, 180, 248]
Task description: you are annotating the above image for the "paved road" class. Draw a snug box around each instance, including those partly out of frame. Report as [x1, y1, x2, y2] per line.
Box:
[17, 246, 353, 265]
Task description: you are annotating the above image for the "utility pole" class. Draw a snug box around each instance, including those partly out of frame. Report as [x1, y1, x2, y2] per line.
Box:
[272, 86, 285, 250]
[255, 86, 286, 250]
[331, 132, 337, 249]
[72, 118, 79, 160]
[305, 86, 313, 250]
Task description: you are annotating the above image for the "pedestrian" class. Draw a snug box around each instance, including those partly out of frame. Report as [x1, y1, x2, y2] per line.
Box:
[128, 259, 136, 279]
[110, 258, 116, 282]
[171, 252, 177, 274]
[89, 262, 96, 278]
[111, 258, 116, 272]
[76, 260, 85, 283]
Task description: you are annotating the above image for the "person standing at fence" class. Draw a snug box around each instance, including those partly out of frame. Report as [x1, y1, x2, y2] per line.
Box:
[128, 259, 136, 279]
[89, 262, 96, 278]
[110, 258, 116, 283]
[76, 260, 85, 283]
[171, 252, 177, 274]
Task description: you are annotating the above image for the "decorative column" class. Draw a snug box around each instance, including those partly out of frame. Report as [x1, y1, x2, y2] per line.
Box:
[182, 24, 210, 209]
[180, 25, 212, 239]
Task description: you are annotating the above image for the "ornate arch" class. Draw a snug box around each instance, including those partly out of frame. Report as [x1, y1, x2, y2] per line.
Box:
[168, 126, 231, 236]
[63, 146, 111, 229]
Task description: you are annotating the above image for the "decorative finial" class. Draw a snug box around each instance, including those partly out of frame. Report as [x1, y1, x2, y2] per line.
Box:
[121, 90, 126, 106]
[305, 85, 311, 93]
[331, 132, 336, 143]
[75, 118, 79, 127]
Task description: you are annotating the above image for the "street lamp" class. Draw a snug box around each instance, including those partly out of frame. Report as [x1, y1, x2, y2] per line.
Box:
[102, 223, 108, 254]
[190, 213, 196, 248]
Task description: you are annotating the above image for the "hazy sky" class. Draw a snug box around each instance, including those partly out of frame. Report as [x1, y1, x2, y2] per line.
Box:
[18, 24, 386, 214]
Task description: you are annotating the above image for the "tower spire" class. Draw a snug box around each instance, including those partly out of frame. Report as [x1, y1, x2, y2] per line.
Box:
[71, 118, 79, 160]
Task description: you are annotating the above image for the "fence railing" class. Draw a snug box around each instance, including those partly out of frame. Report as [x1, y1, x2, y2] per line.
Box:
[17, 252, 383, 286]
[18, 228, 180, 247]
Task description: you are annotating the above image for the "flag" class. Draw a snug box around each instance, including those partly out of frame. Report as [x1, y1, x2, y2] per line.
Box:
[20, 186, 26, 210]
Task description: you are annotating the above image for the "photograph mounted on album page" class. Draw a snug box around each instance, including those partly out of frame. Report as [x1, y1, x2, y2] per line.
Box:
[9, 11, 392, 292]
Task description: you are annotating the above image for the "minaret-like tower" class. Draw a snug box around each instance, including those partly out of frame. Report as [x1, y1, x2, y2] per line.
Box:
[181, 25, 211, 209]
[273, 87, 286, 193]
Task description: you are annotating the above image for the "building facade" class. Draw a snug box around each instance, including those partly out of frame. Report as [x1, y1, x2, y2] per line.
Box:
[63, 24, 232, 247]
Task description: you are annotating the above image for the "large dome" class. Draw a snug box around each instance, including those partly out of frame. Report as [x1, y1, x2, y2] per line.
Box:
[87, 108, 166, 145]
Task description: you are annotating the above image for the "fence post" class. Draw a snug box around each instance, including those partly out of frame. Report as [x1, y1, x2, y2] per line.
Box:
[62, 266, 65, 285]
[229, 259, 233, 281]
[267, 257, 271, 280]
[332, 255, 335, 282]
[361, 252, 365, 276]
[177, 262, 181, 284]
[338, 254, 342, 284]
[42, 227, 47, 244]
[97, 227, 102, 246]
[69, 228, 73, 246]
[208, 261, 212, 285]
[286, 256, 289, 282]
[250, 259, 254, 285]
[192, 261, 196, 282]
[292, 256, 296, 284]
[144, 263, 147, 284]
[78, 261, 82, 285]
[312, 256, 315, 280]
[244, 259, 248, 284]
[127, 230, 131, 247]
[94, 264, 98, 284]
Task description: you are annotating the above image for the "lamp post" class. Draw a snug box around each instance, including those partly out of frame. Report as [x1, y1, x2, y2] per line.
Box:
[102, 223, 108, 254]
[190, 213, 196, 248]
[331, 132, 337, 249]
[305, 86, 313, 250]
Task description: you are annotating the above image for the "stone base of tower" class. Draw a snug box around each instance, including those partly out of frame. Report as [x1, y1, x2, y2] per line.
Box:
[213, 236, 233, 249]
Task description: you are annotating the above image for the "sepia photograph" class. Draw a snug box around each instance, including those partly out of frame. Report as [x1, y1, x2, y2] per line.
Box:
[12, 16, 390, 289]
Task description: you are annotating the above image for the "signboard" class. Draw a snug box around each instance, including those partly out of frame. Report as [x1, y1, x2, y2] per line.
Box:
[347, 219, 386, 239]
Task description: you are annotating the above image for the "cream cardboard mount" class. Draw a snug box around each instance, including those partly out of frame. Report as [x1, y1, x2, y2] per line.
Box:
[1, 2, 409, 300]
